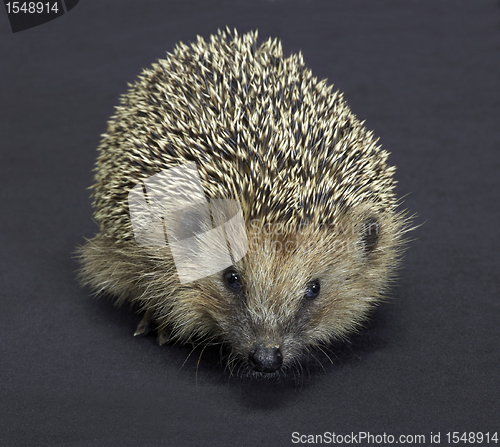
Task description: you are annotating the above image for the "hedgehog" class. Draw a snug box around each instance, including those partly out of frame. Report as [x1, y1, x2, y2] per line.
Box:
[78, 28, 410, 377]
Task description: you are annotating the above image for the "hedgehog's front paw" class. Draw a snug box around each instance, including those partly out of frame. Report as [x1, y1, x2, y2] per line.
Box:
[134, 310, 153, 336]
[157, 330, 169, 346]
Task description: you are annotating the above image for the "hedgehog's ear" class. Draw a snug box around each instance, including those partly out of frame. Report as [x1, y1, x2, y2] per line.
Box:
[360, 217, 379, 254]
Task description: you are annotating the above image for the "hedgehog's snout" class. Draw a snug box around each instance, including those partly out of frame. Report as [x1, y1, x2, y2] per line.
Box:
[248, 344, 283, 373]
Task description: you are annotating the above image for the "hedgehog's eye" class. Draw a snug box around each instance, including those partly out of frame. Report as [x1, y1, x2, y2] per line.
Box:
[304, 279, 321, 300]
[223, 268, 242, 291]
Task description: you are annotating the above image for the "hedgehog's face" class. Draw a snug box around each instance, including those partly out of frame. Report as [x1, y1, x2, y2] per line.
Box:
[197, 212, 399, 377]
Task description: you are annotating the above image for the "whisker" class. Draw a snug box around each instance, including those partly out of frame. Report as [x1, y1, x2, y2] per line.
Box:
[317, 345, 334, 365]
[180, 342, 201, 371]
[308, 351, 326, 374]
[196, 343, 209, 387]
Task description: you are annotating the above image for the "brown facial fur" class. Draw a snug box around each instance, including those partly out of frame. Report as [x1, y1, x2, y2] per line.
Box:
[77, 29, 410, 376]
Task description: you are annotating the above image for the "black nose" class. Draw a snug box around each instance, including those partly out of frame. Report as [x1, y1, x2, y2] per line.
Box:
[248, 344, 283, 373]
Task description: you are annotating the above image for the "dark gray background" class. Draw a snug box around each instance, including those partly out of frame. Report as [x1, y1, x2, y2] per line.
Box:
[1, 1, 499, 446]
